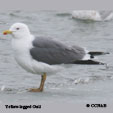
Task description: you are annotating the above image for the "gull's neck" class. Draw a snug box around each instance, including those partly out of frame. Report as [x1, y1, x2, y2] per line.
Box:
[11, 34, 34, 53]
[12, 31, 31, 39]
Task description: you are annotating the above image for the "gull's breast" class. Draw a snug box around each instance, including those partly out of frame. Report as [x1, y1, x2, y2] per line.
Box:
[11, 36, 62, 75]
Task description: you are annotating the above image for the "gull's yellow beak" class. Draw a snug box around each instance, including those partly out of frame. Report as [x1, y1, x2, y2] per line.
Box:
[3, 30, 12, 35]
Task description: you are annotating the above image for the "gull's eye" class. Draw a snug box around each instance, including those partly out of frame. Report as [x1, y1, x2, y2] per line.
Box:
[16, 28, 20, 30]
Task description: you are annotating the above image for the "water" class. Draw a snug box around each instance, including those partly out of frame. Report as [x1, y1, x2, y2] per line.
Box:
[0, 10, 113, 103]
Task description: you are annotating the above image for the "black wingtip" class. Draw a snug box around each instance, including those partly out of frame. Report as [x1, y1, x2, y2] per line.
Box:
[88, 51, 110, 56]
[74, 60, 105, 65]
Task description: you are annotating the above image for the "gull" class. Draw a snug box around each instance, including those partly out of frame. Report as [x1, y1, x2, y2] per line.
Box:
[3, 23, 108, 92]
[72, 10, 113, 21]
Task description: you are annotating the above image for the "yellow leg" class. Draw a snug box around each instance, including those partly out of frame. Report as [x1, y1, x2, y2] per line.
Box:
[29, 73, 47, 92]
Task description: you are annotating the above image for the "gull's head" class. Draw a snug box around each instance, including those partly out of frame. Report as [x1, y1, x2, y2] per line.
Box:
[3, 23, 31, 39]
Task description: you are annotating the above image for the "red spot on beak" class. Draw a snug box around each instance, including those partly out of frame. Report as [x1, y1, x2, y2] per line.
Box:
[3, 32, 7, 35]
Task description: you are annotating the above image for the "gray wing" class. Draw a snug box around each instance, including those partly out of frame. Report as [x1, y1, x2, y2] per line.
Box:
[30, 36, 86, 65]
[99, 10, 113, 20]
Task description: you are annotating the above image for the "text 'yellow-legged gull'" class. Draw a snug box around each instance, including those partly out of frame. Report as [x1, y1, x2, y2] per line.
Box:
[3, 23, 109, 92]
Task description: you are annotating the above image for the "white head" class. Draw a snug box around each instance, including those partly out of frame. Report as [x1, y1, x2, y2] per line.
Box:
[3, 23, 31, 39]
